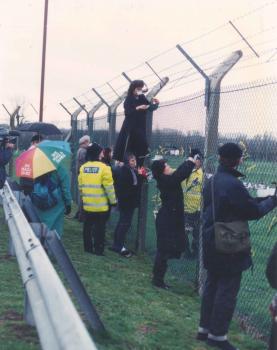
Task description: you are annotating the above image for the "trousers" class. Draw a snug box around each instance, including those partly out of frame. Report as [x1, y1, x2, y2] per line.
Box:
[153, 251, 169, 284]
[83, 211, 108, 254]
[112, 207, 135, 252]
[184, 211, 200, 253]
[199, 271, 242, 337]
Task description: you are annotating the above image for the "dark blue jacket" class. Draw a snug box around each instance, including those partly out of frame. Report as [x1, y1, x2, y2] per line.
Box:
[203, 164, 277, 276]
[0, 149, 13, 188]
[114, 165, 143, 210]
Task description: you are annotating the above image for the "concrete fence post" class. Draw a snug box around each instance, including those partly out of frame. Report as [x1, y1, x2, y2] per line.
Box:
[198, 50, 243, 295]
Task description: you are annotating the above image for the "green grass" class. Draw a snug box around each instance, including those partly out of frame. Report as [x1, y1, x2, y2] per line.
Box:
[0, 209, 268, 349]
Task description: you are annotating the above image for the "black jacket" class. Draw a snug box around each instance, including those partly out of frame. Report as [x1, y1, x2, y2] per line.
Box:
[0, 148, 13, 188]
[113, 94, 158, 162]
[114, 165, 143, 210]
[155, 160, 195, 257]
[203, 164, 277, 276]
[266, 242, 277, 289]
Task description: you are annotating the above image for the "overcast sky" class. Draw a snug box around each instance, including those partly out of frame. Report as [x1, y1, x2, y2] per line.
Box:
[0, 0, 276, 128]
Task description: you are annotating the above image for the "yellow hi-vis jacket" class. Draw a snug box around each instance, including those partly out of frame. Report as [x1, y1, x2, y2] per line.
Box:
[78, 161, 116, 212]
[181, 168, 203, 213]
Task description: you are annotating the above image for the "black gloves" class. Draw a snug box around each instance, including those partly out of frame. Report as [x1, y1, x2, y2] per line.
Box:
[65, 205, 71, 215]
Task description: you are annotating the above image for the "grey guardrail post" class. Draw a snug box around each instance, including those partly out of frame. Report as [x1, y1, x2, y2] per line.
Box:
[198, 51, 243, 296]
[2, 182, 98, 349]
[87, 101, 103, 139]
[136, 77, 169, 252]
[18, 195, 105, 332]
[45, 230, 105, 332]
[7, 190, 25, 256]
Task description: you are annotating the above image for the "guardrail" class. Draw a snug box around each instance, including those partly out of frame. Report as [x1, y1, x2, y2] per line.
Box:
[1, 181, 98, 350]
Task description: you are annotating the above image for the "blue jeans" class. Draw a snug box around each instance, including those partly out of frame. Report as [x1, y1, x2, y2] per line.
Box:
[112, 207, 135, 252]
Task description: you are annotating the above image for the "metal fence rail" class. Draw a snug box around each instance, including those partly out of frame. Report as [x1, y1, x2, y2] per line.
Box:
[1, 181, 98, 350]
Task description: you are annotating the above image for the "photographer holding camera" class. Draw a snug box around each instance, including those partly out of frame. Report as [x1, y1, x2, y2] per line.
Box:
[0, 128, 18, 189]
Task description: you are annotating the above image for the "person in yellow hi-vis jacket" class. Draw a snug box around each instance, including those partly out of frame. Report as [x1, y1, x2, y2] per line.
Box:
[182, 149, 203, 258]
[78, 143, 116, 255]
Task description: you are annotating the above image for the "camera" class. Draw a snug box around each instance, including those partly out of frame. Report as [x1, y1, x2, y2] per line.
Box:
[0, 128, 20, 149]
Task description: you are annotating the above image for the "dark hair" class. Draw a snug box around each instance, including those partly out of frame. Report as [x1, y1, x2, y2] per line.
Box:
[102, 147, 112, 165]
[189, 148, 203, 159]
[151, 160, 166, 180]
[127, 80, 145, 97]
[123, 152, 136, 165]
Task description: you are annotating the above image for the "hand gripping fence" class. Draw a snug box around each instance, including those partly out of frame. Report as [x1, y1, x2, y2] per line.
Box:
[1, 181, 98, 350]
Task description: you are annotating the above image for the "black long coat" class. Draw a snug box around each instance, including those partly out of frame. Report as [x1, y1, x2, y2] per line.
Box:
[155, 160, 195, 257]
[113, 94, 158, 162]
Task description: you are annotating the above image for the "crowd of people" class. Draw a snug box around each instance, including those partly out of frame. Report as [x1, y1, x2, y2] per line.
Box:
[0, 79, 276, 350]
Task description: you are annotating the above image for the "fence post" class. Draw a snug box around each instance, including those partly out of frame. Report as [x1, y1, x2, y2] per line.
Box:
[60, 103, 84, 203]
[136, 77, 169, 252]
[73, 97, 89, 135]
[87, 101, 103, 139]
[198, 50, 243, 295]
[109, 92, 128, 146]
[2, 105, 21, 177]
[92, 89, 114, 147]
[176, 44, 210, 107]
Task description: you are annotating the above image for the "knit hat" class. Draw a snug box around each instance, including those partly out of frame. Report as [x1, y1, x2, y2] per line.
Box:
[86, 142, 103, 161]
[151, 159, 166, 179]
[218, 143, 243, 159]
[79, 135, 90, 145]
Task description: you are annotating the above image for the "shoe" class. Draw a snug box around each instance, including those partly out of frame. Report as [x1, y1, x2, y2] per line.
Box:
[152, 280, 170, 290]
[94, 251, 105, 256]
[120, 247, 132, 258]
[196, 332, 208, 341]
[206, 338, 239, 350]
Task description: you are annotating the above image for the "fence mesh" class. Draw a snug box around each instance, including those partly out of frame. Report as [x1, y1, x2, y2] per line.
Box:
[74, 78, 277, 341]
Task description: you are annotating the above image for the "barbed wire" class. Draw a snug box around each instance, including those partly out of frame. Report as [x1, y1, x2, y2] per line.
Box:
[61, 1, 277, 108]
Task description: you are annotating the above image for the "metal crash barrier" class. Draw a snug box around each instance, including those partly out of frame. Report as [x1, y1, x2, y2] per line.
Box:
[1, 181, 98, 350]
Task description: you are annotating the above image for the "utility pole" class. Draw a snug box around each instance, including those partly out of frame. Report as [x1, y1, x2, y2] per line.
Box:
[39, 0, 49, 122]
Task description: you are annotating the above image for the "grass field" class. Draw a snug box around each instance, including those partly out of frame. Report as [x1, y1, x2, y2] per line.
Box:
[0, 208, 269, 350]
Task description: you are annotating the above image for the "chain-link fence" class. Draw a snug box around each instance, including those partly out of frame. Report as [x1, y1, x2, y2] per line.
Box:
[72, 78, 277, 341]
